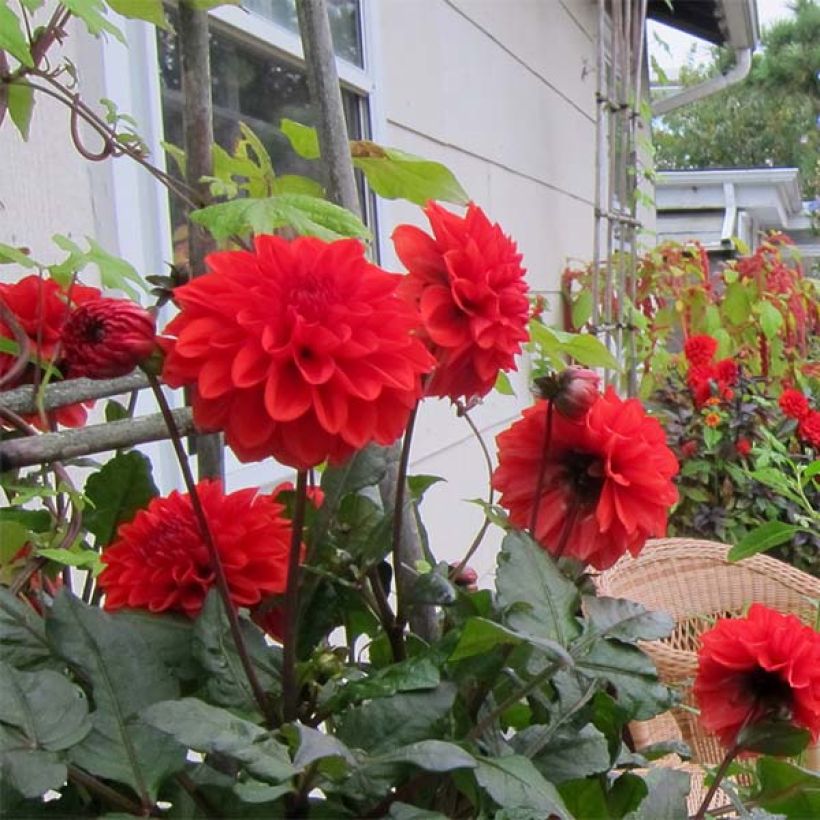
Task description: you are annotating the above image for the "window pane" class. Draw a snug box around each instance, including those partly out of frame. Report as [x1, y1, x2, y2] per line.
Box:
[243, 0, 363, 67]
[157, 14, 369, 238]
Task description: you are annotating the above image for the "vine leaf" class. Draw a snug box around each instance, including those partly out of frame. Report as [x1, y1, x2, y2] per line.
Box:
[46, 592, 185, 800]
[0, 1, 34, 67]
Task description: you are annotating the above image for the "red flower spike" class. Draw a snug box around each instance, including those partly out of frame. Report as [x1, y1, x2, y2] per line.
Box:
[61, 298, 156, 379]
[797, 410, 820, 449]
[684, 335, 718, 367]
[492, 387, 679, 571]
[694, 604, 820, 752]
[0, 275, 101, 427]
[393, 202, 530, 401]
[779, 388, 810, 421]
[161, 236, 435, 469]
[99, 480, 295, 618]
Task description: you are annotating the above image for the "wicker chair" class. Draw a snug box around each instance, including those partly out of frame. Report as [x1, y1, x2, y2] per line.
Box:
[596, 537, 820, 809]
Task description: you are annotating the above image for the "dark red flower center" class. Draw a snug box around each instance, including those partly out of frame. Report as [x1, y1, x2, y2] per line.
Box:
[563, 452, 605, 505]
[744, 667, 793, 720]
[77, 316, 106, 343]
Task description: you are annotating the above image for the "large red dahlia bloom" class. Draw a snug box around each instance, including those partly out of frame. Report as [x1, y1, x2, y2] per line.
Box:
[779, 388, 810, 421]
[493, 388, 679, 570]
[162, 236, 435, 469]
[99, 480, 293, 617]
[393, 202, 529, 401]
[684, 335, 718, 367]
[0, 275, 101, 427]
[694, 604, 820, 750]
[798, 410, 820, 449]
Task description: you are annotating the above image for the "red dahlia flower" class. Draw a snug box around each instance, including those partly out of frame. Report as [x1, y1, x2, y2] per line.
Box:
[693, 604, 820, 751]
[99, 480, 294, 617]
[61, 298, 156, 379]
[0, 275, 101, 427]
[393, 202, 529, 401]
[492, 388, 679, 570]
[798, 410, 820, 449]
[162, 236, 434, 469]
[684, 335, 718, 367]
[779, 388, 810, 421]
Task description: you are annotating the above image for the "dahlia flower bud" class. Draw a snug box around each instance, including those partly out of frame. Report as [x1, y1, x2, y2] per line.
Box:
[449, 564, 478, 591]
[535, 367, 601, 419]
[61, 298, 156, 379]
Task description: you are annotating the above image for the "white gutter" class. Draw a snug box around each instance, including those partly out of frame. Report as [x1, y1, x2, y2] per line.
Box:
[652, 46, 752, 116]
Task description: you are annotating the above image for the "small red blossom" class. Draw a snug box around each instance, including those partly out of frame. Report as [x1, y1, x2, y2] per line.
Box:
[61, 298, 156, 379]
[693, 604, 820, 751]
[735, 438, 752, 457]
[272, 481, 325, 509]
[704, 412, 721, 428]
[714, 358, 739, 387]
[99, 480, 294, 617]
[680, 440, 698, 459]
[797, 410, 820, 450]
[493, 388, 679, 570]
[0, 275, 101, 427]
[162, 236, 435, 469]
[779, 388, 810, 421]
[684, 335, 718, 367]
[393, 202, 530, 401]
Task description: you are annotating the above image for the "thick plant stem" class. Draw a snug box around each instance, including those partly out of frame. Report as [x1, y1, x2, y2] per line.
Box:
[147, 374, 273, 725]
[529, 400, 555, 537]
[693, 745, 739, 820]
[67, 765, 148, 817]
[282, 470, 308, 724]
[177, 0, 223, 482]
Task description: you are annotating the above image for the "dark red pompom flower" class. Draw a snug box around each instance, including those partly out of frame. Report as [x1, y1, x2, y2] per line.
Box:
[162, 236, 434, 469]
[798, 410, 820, 449]
[779, 388, 810, 421]
[684, 335, 718, 367]
[99, 480, 293, 617]
[693, 604, 820, 751]
[0, 275, 101, 426]
[61, 298, 156, 379]
[492, 387, 679, 570]
[393, 202, 529, 401]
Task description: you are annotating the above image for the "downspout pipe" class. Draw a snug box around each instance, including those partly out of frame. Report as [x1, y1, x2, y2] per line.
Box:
[651, 46, 752, 116]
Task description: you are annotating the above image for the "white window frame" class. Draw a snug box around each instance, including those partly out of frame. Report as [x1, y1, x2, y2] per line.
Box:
[99, 1, 383, 493]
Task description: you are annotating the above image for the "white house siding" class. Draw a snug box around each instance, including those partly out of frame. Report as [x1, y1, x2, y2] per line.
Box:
[0, 2, 602, 583]
[373, 0, 599, 580]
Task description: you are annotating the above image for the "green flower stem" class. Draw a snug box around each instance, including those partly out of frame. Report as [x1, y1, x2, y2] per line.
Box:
[529, 400, 555, 537]
[282, 469, 308, 724]
[450, 406, 495, 582]
[147, 373, 274, 726]
[692, 744, 739, 820]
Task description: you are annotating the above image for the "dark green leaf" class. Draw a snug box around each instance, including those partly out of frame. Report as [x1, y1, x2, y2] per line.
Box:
[0, 521, 29, 565]
[46, 591, 183, 799]
[576, 640, 673, 720]
[354, 147, 469, 206]
[7, 81, 35, 140]
[192, 590, 282, 713]
[336, 683, 457, 755]
[0, 748, 66, 798]
[558, 778, 610, 820]
[191, 194, 371, 243]
[143, 697, 295, 783]
[388, 803, 449, 820]
[449, 617, 573, 666]
[755, 757, 820, 819]
[0, 1, 33, 66]
[84, 451, 158, 547]
[636, 739, 691, 761]
[370, 740, 475, 772]
[475, 755, 570, 818]
[583, 596, 675, 643]
[728, 521, 801, 562]
[0, 509, 50, 532]
[289, 723, 357, 769]
[411, 569, 458, 606]
[324, 656, 440, 711]
[104, 400, 128, 423]
[609, 772, 650, 818]
[321, 444, 390, 500]
[496, 531, 581, 647]
[624, 767, 689, 820]
[0, 662, 91, 751]
[524, 724, 610, 783]
[406, 474, 445, 501]
[0, 587, 53, 671]
[737, 721, 811, 757]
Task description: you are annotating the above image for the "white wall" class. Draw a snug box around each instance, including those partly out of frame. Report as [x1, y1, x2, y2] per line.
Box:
[372, 0, 599, 581]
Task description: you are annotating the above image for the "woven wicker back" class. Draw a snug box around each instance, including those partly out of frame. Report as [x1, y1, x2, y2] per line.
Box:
[597, 537, 820, 768]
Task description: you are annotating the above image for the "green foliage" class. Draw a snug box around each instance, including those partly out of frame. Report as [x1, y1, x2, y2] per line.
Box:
[754, 757, 820, 818]
[50, 234, 145, 299]
[0, 1, 33, 67]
